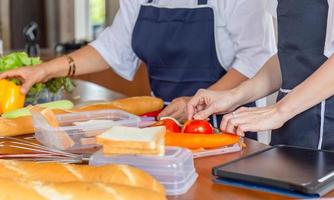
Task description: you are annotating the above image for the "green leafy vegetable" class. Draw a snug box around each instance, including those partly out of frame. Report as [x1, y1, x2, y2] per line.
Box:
[0, 52, 75, 103]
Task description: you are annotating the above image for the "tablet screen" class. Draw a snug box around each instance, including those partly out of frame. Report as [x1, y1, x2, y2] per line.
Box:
[214, 146, 334, 192]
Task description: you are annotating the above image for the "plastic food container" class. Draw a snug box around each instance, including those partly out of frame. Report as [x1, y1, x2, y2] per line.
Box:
[32, 109, 141, 150]
[89, 147, 198, 196]
[193, 143, 242, 158]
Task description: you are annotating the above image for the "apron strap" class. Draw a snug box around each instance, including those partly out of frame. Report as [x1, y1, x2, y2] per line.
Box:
[198, 0, 208, 5]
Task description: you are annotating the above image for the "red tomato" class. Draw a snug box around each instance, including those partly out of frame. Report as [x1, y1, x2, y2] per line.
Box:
[153, 118, 181, 132]
[140, 110, 163, 117]
[182, 120, 214, 134]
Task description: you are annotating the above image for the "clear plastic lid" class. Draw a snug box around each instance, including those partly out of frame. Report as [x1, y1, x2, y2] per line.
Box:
[193, 143, 242, 158]
[32, 109, 141, 150]
[89, 147, 198, 196]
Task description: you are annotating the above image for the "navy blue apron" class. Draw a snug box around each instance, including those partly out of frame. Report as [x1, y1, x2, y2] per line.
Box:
[132, 0, 257, 139]
[272, 0, 334, 150]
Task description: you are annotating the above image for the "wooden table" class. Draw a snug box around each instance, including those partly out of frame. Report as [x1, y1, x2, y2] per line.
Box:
[53, 81, 334, 199]
[168, 139, 334, 200]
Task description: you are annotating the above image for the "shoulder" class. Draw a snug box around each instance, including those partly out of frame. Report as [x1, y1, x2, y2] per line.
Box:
[118, 0, 147, 14]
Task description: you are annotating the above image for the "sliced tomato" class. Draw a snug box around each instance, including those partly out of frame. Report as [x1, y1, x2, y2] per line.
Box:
[152, 118, 181, 132]
[182, 120, 214, 134]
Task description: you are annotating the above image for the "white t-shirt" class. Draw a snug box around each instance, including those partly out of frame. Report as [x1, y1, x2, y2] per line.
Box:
[267, 0, 334, 58]
[90, 0, 277, 81]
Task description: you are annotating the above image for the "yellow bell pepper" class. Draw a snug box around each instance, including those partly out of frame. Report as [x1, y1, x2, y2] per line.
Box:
[0, 79, 8, 114]
[0, 79, 26, 114]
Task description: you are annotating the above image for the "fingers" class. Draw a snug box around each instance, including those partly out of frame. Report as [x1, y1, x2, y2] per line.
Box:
[220, 112, 233, 132]
[221, 107, 257, 135]
[188, 89, 217, 120]
[226, 118, 237, 133]
[0, 70, 28, 94]
[193, 105, 216, 120]
[187, 90, 206, 120]
[158, 98, 188, 123]
[236, 126, 245, 137]
[169, 110, 187, 123]
[159, 106, 187, 123]
[221, 106, 274, 135]
[158, 104, 178, 119]
[21, 80, 36, 94]
[0, 69, 22, 80]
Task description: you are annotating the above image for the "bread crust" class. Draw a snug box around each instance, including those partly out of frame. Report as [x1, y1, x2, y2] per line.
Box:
[0, 96, 164, 137]
[0, 160, 165, 195]
[0, 178, 166, 200]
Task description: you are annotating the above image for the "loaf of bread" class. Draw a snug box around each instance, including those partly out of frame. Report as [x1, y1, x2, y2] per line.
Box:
[76, 96, 164, 115]
[0, 96, 164, 137]
[0, 116, 34, 136]
[0, 178, 166, 200]
[0, 109, 70, 137]
[0, 160, 165, 195]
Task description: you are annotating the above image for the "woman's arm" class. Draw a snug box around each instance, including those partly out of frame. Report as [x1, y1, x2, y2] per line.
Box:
[46, 45, 110, 78]
[0, 46, 110, 93]
[157, 68, 249, 122]
[233, 54, 282, 104]
[187, 54, 281, 120]
[278, 54, 334, 119]
[208, 68, 248, 91]
[222, 54, 334, 134]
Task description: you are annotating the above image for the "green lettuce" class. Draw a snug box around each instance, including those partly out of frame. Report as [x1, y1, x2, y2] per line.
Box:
[0, 52, 75, 102]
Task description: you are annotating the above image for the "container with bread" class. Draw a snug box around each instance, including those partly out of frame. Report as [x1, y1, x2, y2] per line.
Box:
[90, 146, 198, 196]
[0, 96, 164, 137]
[0, 96, 244, 196]
[31, 108, 141, 150]
[27, 107, 198, 195]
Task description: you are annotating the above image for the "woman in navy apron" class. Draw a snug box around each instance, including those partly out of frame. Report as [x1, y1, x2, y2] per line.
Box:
[0, 0, 275, 140]
[131, 0, 258, 139]
[188, 0, 334, 150]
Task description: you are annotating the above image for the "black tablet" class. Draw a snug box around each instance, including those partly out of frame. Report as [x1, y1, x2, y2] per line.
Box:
[213, 145, 334, 195]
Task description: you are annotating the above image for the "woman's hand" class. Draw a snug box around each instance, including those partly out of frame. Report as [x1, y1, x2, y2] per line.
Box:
[187, 89, 242, 120]
[0, 65, 49, 94]
[158, 97, 190, 123]
[221, 104, 291, 135]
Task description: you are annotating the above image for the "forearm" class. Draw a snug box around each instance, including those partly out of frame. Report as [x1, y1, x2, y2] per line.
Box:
[208, 68, 248, 91]
[42, 45, 110, 80]
[231, 54, 282, 105]
[277, 54, 334, 120]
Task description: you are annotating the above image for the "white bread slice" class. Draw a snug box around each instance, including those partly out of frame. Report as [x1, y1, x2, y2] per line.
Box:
[96, 126, 166, 156]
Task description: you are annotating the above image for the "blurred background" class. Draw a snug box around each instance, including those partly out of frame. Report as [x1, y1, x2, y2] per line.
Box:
[0, 0, 276, 143]
[0, 0, 118, 50]
[0, 0, 151, 97]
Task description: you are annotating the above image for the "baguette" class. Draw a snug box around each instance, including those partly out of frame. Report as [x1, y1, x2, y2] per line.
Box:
[0, 160, 165, 194]
[0, 108, 70, 136]
[0, 116, 34, 136]
[0, 96, 164, 137]
[0, 178, 166, 200]
[75, 96, 164, 115]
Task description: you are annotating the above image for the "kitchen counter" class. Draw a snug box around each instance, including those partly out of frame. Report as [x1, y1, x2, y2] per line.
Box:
[51, 80, 334, 199]
[168, 139, 334, 200]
